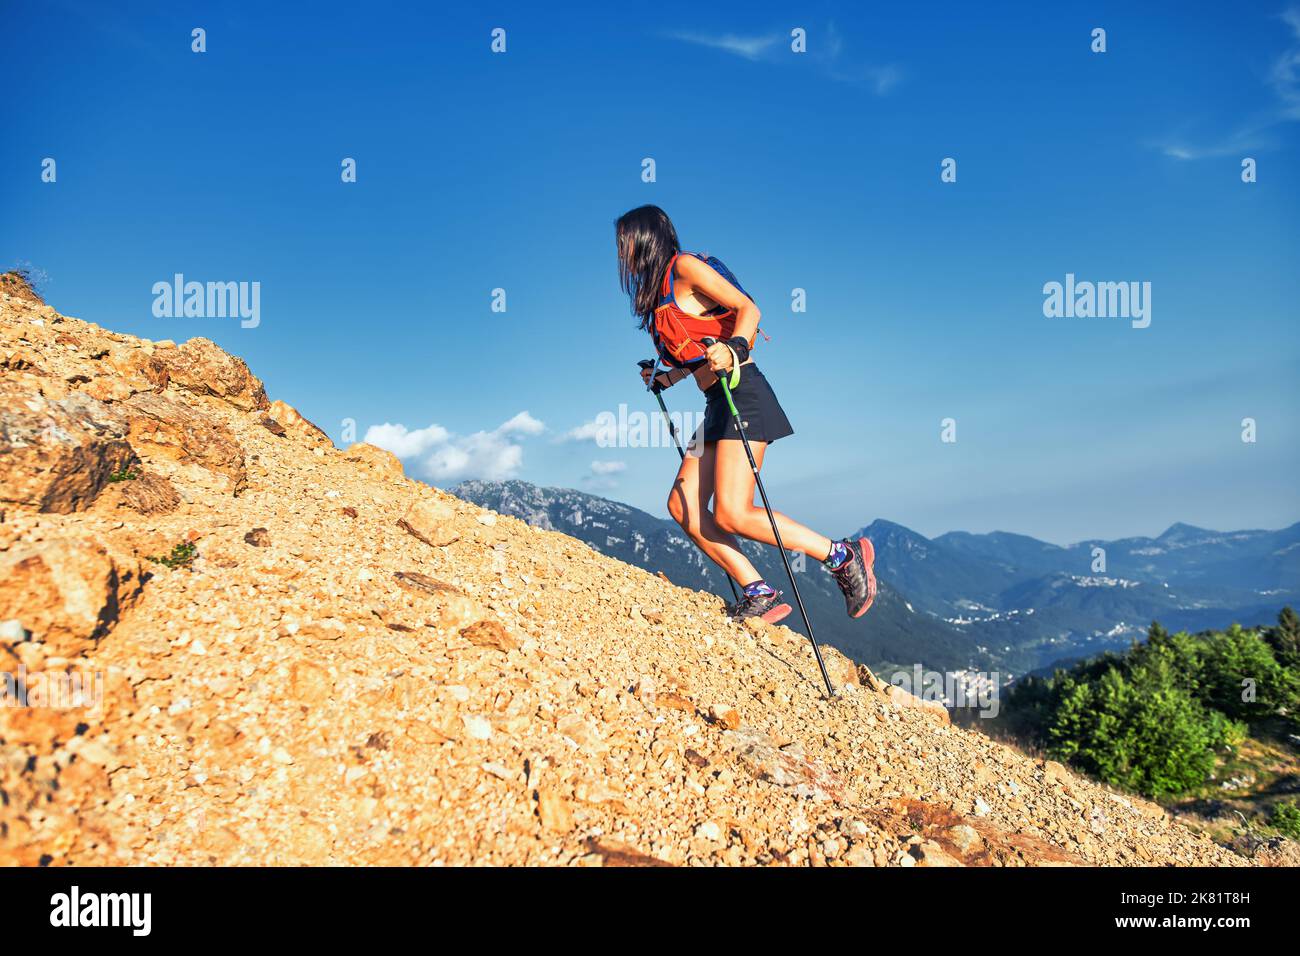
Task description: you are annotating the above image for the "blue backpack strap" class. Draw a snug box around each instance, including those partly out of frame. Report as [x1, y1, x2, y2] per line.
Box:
[658, 253, 681, 305]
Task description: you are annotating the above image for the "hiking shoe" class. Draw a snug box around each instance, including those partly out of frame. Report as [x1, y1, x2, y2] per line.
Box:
[829, 537, 877, 618]
[726, 590, 792, 624]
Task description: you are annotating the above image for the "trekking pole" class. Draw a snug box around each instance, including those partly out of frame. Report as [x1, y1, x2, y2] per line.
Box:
[700, 339, 836, 698]
[638, 359, 741, 607]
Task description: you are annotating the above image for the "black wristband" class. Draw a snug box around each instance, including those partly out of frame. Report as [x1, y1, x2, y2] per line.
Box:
[724, 336, 750, 364]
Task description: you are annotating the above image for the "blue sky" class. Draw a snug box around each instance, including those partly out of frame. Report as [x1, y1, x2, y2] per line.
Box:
[2, 1, 1297, 544]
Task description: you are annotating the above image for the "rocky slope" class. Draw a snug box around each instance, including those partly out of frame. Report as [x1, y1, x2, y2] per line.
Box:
[0, 274, 1283, 866]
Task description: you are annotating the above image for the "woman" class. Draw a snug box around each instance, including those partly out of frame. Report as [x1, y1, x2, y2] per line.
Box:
[616, 204, 877, 622]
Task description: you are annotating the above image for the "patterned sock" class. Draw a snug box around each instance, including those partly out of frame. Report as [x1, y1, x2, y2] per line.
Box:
[742, 580, 775, 598]
[823, 541, 850, 570]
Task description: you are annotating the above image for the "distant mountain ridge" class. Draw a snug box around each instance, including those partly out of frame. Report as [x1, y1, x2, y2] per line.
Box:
[455, 480, 1298, 678]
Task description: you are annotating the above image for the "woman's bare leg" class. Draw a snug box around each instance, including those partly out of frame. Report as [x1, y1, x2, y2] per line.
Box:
[666, 441, 763, 585]
[711, 439, 834, 560]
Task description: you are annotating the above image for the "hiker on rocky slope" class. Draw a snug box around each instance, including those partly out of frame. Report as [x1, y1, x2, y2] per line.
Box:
[616, 204, 877, 624]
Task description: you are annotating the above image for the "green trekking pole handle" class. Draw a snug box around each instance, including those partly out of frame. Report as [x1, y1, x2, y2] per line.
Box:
[701, 339, 836, 698]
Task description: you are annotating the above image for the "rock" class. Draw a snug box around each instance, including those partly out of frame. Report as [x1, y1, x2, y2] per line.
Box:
[582, 838, 672, 867]
[727, 727, 846, 803]
[707, 703, 741, 730]
[911, 840, 963, 867]
[267, 399, 331, 447]
[556, 713, 603, 751]
[821, 647, 861, 689]
[0, 380, 136, 513]
[397, 498, 459, 548]
[0, 539, 144, 655]
[536, 787, 573, 832]
[652, 691, 695, 712]
[461, 715, 492, 740]
[147, 337, 268, 410]
[881, 682, 951, 724]
[344, 443, 404, 479]
[3, 347, 43, 371]
[123, 392, 247, 493]
[945, 824, 984, 855]
[842, 819, 870, 840]
[684, 749, 710, 768]
[459, 620, 518, 653]
[288, 661, 333, 704]
[80, 376, 133, 403]
[694, 821, 722, 842]
[393, 572, 463, 596]
[244, 527, 271, 547]
[1042, 759, 1069, 783]
[843, 843, 877, 866]
[118, 472, 181, 515]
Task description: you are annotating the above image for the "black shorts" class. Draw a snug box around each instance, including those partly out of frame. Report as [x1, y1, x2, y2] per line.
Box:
[695, 363, 794, 445]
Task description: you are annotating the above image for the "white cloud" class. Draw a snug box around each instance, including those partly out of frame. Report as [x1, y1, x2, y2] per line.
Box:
[561, 414, 618, 444]
[361, 422, 449, 458]
[666, 22, 901, 96]
[497, 411, 545, 436]
[669, 30, 781, 61]
[1157, 8, 1300, 160]
[424, 430, 523, 481]
[1271, 6, 1300, 120]
[363, 411, 544, 483]
[590, 460, 627, 475]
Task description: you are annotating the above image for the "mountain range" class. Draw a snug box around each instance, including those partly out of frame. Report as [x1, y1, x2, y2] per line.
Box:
[454, 479, 1300, 681]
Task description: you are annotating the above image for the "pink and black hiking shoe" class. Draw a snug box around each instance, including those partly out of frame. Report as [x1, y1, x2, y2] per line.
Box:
[828, 537, 877, 618]
[726, 590, 792, 625]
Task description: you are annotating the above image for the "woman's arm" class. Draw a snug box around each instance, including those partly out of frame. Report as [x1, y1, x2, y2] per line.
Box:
[674, 254, 761, 372]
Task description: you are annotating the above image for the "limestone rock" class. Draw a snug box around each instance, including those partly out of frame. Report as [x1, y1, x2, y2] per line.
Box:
[344, 442, 404, 479]
[148, 337, 268, 410]
[0, 380, 136, 513]
[460, 619, 518, 653]
[123, 391, 247, 493]
[881, 682, 951, 724]
[0, 539, 144, 655]
[267, 399, 331, 447]
[397, 498, 459, 547]
[118, 472, 181, 515]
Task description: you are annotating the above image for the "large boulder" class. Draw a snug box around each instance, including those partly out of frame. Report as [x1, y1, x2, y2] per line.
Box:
[0, 380, 137, 513]
[0, 539, 145, 656]
[397, 497, 459, 547]
[344, 442, 404, 479]
[136, 337, 268, 411]
[123, 391, 247, 493]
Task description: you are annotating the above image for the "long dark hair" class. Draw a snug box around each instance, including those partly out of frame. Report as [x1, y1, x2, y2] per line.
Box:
[616, 204, 680, 331]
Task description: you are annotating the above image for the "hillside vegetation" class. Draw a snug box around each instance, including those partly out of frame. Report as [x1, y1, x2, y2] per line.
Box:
[993, 612, 1300, 850]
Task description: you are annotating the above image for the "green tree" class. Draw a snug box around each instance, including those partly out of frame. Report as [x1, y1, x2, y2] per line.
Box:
[1265, 606, 1300, 670]
[1198, 624, 1293, 720]
[1044, 656, 1242, 799]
